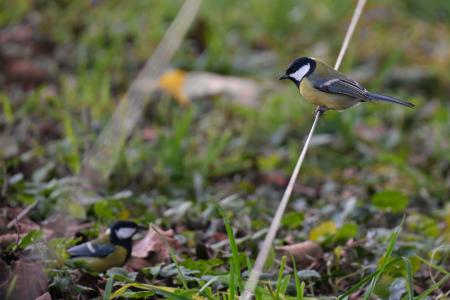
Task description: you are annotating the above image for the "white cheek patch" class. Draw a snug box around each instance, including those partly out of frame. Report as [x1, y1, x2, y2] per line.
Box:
[116, 227, 136, 239]
[290, 64, 310, 81]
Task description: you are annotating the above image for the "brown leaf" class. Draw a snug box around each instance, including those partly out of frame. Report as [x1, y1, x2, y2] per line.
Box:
[125, 257, 151, 271]
[131, 226, 174, 262]
[0, 233, 20, 249]
[0, 259, 11, 286]
[35, 292, 52, 300]
[158, 70, 262, 107]
[5, 59, 51, 83]
[276, 241, 323, 268]
[0, 259, 48, 300]
[141, 127, 157, 141]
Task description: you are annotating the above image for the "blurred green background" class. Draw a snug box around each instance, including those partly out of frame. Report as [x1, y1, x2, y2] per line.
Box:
[1, 0, 450, 297]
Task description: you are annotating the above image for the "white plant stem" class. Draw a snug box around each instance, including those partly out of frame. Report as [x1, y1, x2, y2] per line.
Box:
[241, 0, 367, 299]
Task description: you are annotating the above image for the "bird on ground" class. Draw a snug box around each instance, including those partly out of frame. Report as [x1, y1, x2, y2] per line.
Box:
[67, 221, 142, 273]
[279, 57, 414, 114]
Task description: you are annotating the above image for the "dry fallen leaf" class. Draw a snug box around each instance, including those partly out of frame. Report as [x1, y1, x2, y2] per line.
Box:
[276, 241, 323, 268]
[158, 70, 262, 107]
[131, 225, 174, 261]
[0, 259, 48, 300]
[35, 292, 52, 300]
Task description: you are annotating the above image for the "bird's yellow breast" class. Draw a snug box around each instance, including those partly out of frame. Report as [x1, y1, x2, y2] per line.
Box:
[299, 78, 359, 110]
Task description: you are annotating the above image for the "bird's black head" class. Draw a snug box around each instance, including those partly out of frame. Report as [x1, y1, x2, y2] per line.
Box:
[279, 57, 316, 87]
[108, 221, 139, 253]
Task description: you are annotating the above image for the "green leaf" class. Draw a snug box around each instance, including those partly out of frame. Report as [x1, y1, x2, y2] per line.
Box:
[309, 221, 336, 242]
[10, 229, 43, 252]
[372, 191, 409, 213]
[281, 211, 304, 229]
[180, 258, 223, 276]
[106, 267, 136, 283]
[335, 223, 358, 242]
[406, 213, 439, 237]
[297, 270, 321, 280]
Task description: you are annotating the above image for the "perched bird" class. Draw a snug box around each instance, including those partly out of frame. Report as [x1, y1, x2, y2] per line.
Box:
[279, 57, 414, 113]
[67, 221, 141, 273]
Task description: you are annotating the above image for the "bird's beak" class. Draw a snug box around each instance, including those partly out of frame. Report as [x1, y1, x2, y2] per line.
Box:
[279, 74, 289, 80]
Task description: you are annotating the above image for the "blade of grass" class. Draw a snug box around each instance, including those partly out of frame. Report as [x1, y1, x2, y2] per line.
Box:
[363, 220, 403, 300]
[229, 262, 236, 300]
[62, 111, 81, 174]
[291, 255, 304, 300]
[414, 255, 450, 275]
[199, 276, 219, 294]
[245, 256, 253, 274]
[338, 258, 402, 299]
[169, 247, 189, 290]
[5, 275, 17, 300]
[414, 274, 450, 300]
[275, 256, 287, 300]
[0, 93, 14, 124]
[278, 275, 291, 296]
[299, 281, 305, 300]
[110, 283, 190, 300]
[216, 204, 243, 293]
[103, 277, 113, 300]
[401, 257, 414, 300]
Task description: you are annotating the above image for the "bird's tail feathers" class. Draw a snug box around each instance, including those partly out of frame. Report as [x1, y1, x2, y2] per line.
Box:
[366, 92, 415, 108]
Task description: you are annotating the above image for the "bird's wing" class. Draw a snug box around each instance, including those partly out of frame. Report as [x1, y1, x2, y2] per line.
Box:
[313, 77, 369, 99]
[67, 242, 115, 258]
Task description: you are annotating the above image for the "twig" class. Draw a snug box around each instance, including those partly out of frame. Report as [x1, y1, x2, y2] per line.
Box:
[0, 166, 7, 207]
[241, 1, 367, 299]
[334, 0, 367, 70]
[81, 0, 202, 184]
[7, 199, 39, 229]
[1, 166, 7, 198]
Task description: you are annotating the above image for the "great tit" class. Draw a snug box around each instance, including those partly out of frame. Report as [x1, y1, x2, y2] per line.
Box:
[67, 221, 140, 273]
[279, 57, 414, 113]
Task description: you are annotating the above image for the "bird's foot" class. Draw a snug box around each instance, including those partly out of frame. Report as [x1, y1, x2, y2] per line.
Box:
[314, 106, 328, 116]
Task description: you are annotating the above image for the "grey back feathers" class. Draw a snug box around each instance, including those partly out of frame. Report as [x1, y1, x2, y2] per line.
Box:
[314, 77, 368, 99]
[67, 242, 115, 258]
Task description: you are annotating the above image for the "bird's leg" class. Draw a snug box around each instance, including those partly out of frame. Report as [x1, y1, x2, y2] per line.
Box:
[314, 106, 328, 116]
